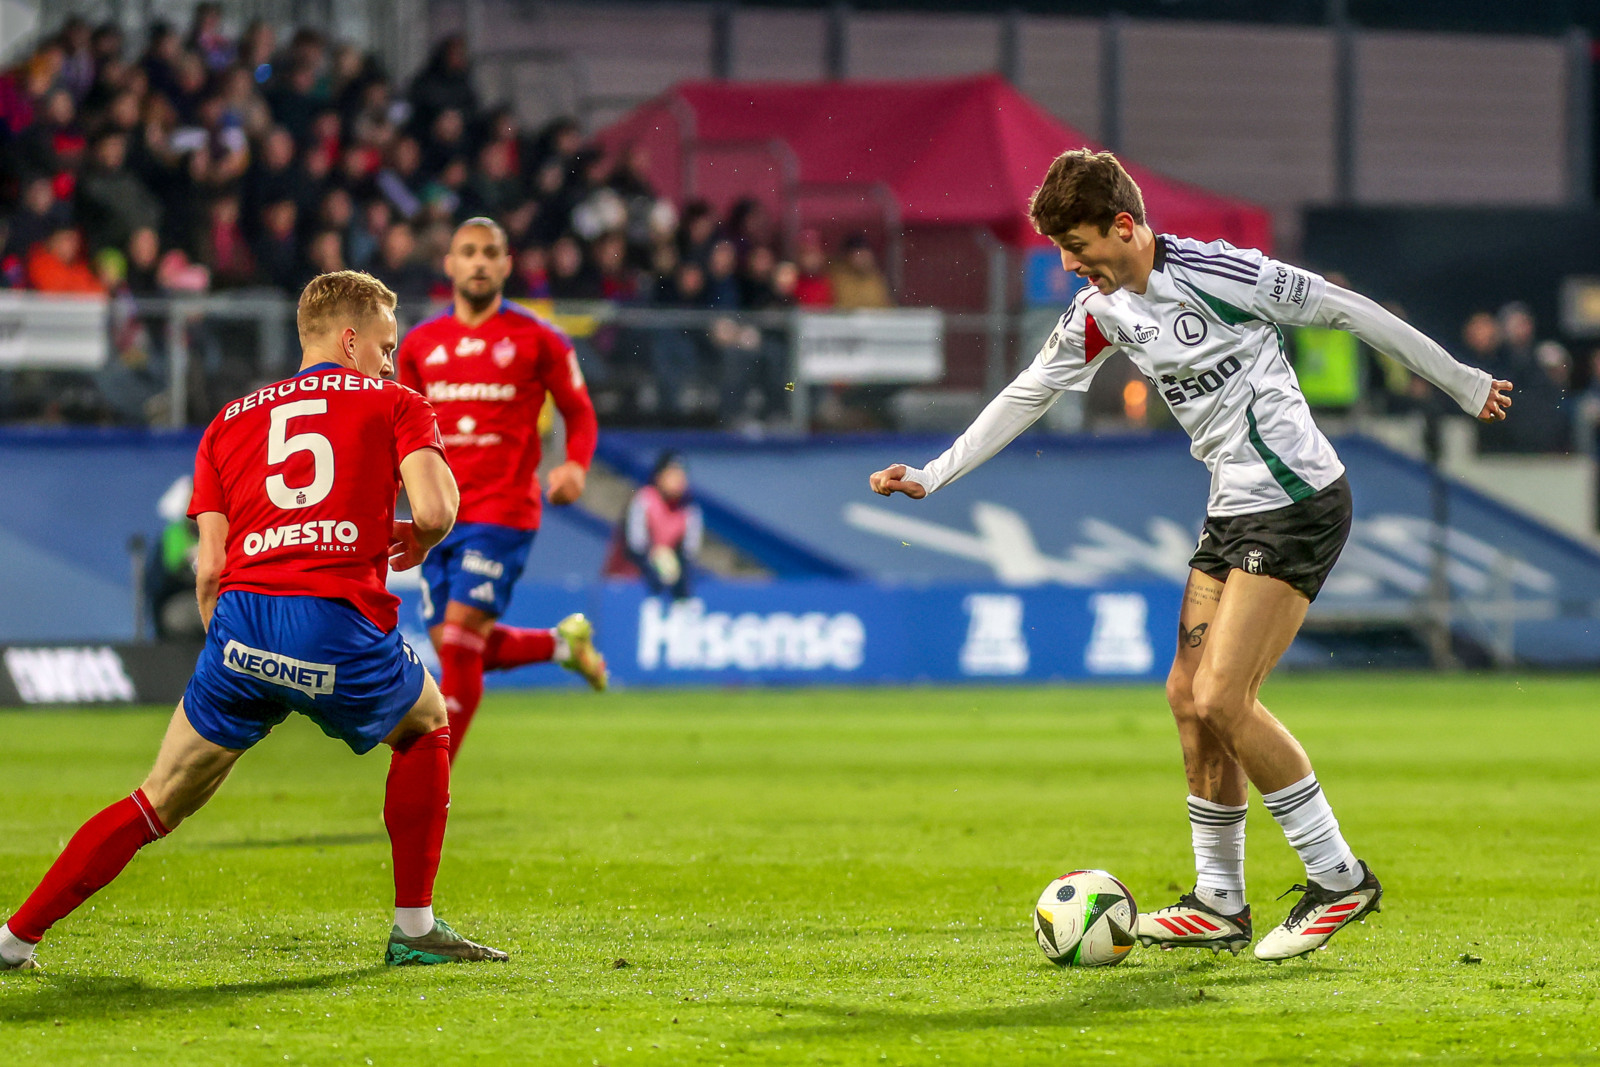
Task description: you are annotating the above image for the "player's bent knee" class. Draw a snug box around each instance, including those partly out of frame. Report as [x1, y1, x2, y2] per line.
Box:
[1165, 668, 1198, 721]
[1188, 670, 1251, 734]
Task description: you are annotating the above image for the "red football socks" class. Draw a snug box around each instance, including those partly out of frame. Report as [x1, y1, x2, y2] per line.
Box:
[7, 788, 169, 943]
[438, 623, 486, 762]
[384, 726, 451, 909]
[483, 625, 557, 670]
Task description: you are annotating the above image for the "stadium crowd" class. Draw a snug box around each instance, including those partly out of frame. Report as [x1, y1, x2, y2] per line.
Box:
[0, 10, 894, 426]
[0, 12, 1592, 451]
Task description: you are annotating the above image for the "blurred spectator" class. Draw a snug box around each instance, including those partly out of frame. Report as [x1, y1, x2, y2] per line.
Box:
[76, 131, 163, 254]
[1494, 302, 1538, 381]
[243, 127, 315, 230]
[27, 226, 105, 293]
[616, 451, 702, 599]
[266, 62, 320, 145]
[202, 196, 257, 289]
[252, 200, 302, 292]
[347, 197, 391, 270]
[463, 139, 523, 219]
[593, 232, 637, 301]
[0, 44, 62, 137]
[371, 220, 435, 312]
[17, 88, 86, 182]
[306, 229, 346, 275]
[186, 3, 235, 71]
[790, 233, 836, 307]
[57, 17, 97, 102]
[376, 135, 424, 220]
[548, 234, 602, 300]
[408, 36, 478, 137]
[506, 243, 550, 300]
[829, 234, 892, 309]
[704, 239, 741, 308]
[649, 260, 710, 416]
[125, 227, 163, 295]
[1456, 310, 1501, 370]
[5, 176, 73, 267]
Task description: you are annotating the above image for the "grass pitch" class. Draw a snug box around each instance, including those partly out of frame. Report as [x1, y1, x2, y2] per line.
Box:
[2, 675, 1598, 1066]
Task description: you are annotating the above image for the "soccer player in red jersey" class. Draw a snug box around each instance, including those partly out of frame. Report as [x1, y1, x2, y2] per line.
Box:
[0, 272, 507, 971]
[395, 217, 608, 762]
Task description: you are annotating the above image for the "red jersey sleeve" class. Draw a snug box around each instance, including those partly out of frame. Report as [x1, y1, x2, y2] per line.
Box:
[540, 331, 598, 468]
[393, 385, 445, 463]
[187, 428, 226, 518]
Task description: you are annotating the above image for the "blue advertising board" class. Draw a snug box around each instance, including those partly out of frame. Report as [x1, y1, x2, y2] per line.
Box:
[390, 577, 1181, 689]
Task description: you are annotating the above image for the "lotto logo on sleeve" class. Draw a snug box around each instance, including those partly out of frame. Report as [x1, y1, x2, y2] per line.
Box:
[223, 640, 337, 696]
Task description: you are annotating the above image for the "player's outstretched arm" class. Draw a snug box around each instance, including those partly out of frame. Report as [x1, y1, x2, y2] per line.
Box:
[1315, 284, 1511, 421]
[866, 370, 1062, 501]
[393, 448, 459, 571]
[544, 344, 598, 506]
[194, 512, 227, 629]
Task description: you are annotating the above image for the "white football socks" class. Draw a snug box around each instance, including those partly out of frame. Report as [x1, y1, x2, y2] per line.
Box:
[552, 634, 572, 663]
[1263, 773, 1361, 892]
[1187, 795, 1247, 915]
[0, 923, 36, 965]
[394, 906, 435, 938]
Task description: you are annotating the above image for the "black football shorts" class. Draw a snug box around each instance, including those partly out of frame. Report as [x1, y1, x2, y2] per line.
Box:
[1187, 475, 1353, 602]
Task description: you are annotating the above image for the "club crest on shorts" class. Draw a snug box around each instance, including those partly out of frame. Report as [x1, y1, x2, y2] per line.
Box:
[1243, 548, 1265, 575]
[492, 337, 516, 367]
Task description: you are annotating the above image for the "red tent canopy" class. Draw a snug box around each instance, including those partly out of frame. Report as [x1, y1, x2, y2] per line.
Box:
[596, 74, 1273, 252]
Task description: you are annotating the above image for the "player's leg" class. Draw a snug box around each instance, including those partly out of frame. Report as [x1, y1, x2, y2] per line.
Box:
[380, 672, 507, 965]
[432, 599, 495, 762]
[1190, 570, 1380, 960]
[471, 524, 607, 691]
[1138, 569, 1255, 954]
[1, 702, 244, 969]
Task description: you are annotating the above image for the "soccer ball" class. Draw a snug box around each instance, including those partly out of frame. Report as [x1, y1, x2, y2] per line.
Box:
[1033, 870, 1138, 967]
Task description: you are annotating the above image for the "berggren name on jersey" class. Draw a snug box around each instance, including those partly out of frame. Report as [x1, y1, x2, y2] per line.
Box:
[427, 381, 517, 402]
[224, 373, 388, 418]
[241, 520, 360, 555]
[222, 639, 337, 696]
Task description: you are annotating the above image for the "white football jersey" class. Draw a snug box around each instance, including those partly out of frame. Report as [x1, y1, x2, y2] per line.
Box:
[1032, 236, 1342, 515]
[907, 235, 1490, 518]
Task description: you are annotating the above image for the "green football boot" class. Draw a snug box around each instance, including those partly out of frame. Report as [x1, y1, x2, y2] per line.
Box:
[556, 612, 609, 692]
[385, 919, 509, 966]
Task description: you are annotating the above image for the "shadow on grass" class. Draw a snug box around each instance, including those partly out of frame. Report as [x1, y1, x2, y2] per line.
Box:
[724, 962, 1343, 1044]
[197, 832, 387, 850]
[0, 965, 382, 1025]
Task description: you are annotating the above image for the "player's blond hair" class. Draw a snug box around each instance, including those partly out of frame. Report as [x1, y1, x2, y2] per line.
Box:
[1029, 150, 1146, 238]
[296, 270, 398, 345]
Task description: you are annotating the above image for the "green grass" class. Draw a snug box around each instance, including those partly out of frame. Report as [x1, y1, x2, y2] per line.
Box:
[2, 675, 1599, 1065]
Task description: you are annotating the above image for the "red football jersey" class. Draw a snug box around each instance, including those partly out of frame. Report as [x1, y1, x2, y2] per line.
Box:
[188, 362, 445, 632]
[395, 300, 598, 530]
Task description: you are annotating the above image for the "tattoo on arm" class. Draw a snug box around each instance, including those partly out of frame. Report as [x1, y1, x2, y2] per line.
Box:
[1178, 621, 1208, 648]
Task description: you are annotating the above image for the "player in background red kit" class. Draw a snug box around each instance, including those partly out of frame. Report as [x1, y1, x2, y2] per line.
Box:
[396, 218, 607, 762]
[0, 272, 507, 971]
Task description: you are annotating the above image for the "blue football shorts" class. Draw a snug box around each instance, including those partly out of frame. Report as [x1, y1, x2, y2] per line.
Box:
[419, 522, 537, 626]
[184, 590, 427, 754]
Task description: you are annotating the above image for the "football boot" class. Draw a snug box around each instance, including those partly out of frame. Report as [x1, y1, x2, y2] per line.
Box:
[1137, 891, 1252, 955]
[385, 919, 509, 966]
[1254, 860, 1382, 962]
[556, 613, 609, 692]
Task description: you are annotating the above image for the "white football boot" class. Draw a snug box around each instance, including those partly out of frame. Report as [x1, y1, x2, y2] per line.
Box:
[1137, 891, 1253, 955]
[1254, 860, 1383, 962]
[0, 956, 42, 972]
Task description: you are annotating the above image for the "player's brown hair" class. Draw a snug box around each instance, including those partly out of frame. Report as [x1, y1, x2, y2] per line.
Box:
[1028, 149, 1146, 238]
[453, 216, 507, 248]
[296, 270, 398, 345]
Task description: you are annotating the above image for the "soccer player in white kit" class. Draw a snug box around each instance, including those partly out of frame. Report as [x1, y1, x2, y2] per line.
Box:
[870, 150, 1513, 961]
